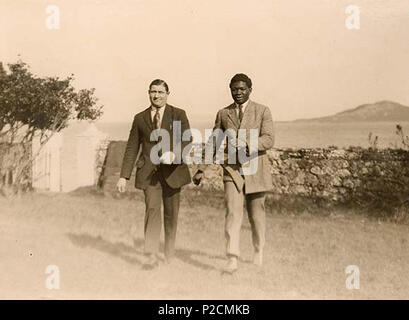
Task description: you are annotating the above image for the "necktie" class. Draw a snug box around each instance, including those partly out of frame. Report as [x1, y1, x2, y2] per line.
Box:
[153, 108, 162, 158]
[238, 105, 244, 123]
[154, 109, 161, 129]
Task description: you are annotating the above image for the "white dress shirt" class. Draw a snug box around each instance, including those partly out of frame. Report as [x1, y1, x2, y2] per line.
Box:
[150, 105, 166, 127]
[235, 99, 250, 120]
[150, 105, 174, 163]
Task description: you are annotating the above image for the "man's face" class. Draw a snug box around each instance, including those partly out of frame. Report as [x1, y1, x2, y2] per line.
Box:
[149, 84, 168, 108]
[230, 81, 252, 105]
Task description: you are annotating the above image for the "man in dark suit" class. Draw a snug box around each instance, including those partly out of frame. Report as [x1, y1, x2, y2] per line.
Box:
[193, 73, 274, 273]
[117, 79, 191, 268]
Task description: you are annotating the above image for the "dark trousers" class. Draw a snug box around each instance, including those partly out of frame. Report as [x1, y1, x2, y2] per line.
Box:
[143, 168, 181, 259]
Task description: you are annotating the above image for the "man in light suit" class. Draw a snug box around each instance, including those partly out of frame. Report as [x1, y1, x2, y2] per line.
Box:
[193, 73, 274, 273]
[117, 79, 191, 269]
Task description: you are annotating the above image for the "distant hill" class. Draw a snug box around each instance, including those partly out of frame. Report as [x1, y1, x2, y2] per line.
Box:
[295, 101, 409, 122]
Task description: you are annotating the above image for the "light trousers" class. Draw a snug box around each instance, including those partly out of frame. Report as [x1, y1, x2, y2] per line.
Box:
[224, 181, 266, 258]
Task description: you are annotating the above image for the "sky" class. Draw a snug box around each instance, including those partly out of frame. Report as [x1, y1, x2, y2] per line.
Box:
[1, 0, 409, 124]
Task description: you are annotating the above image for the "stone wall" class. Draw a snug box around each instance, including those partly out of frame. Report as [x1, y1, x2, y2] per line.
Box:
[100, 142, 409, 213]
[268, 147, 409, 212]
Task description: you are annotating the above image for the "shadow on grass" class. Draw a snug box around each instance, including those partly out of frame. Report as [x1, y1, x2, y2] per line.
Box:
[67, 233, 146, 266]
[175, 247, 224, 272]
[66, 233, 224, 272]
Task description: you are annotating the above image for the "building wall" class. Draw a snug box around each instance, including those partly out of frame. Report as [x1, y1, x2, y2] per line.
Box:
[32, 123, 108, 192]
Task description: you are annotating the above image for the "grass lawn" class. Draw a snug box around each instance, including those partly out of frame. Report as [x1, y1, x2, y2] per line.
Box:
[0, 190, 408, 299]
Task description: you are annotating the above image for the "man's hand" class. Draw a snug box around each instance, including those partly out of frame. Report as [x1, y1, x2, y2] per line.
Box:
[160, 151, 175, 165]
[238, 144, 250, 158]
[192, 170, 204, 186]
[228, 137, 248, 152]
[117, 177, 127, 193]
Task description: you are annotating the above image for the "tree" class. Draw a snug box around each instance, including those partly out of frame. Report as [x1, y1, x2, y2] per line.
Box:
[0, 60, 103, 195]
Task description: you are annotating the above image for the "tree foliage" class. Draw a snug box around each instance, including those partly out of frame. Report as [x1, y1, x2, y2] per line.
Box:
[0, 60, 103, 194]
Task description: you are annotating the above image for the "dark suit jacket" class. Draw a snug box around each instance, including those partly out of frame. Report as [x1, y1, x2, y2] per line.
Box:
[120, 104, 192, 190]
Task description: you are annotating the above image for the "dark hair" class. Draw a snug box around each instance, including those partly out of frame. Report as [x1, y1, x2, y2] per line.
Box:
[229, 73, 252, 89]
[149, 79, 169, 92]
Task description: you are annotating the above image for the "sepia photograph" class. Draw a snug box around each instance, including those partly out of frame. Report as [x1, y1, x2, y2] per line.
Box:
[1, 0, 409, 303]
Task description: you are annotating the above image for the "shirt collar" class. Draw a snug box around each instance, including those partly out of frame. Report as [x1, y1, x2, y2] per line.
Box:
[235, 99, 250, 110]
[151, 105, 166, 113]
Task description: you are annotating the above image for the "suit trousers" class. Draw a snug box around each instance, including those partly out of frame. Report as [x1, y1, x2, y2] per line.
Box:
[224, 181, 266, 258]
[143, 167, 181, 259]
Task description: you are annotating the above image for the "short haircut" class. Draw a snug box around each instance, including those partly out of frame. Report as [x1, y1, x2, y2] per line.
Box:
[149, 79, 169, 92]
[229, 73, 252, 89]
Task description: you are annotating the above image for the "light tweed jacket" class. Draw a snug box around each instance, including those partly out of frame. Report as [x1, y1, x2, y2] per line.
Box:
[206, 100, 274, 194]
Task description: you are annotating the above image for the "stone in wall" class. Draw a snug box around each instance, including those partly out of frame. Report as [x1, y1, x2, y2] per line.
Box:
[99, 142, 409, 212]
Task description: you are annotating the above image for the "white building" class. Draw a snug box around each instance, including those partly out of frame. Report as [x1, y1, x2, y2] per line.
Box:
[32, 122, 108, 192]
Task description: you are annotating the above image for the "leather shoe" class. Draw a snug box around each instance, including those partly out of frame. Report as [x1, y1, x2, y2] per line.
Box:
[143, 254, 159, 270]
[223, 256, 238, 274]
[253, 251, 263, 266]
[164, 255, 174, 265]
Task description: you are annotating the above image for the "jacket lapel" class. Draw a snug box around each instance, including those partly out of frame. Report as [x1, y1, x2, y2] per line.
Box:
[142, 105, 172, 132]
[239, 100, 253, 129]
[142, 107, 153, 132]
[161, 105, 172, 131]
[227, 104, 240, 129]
